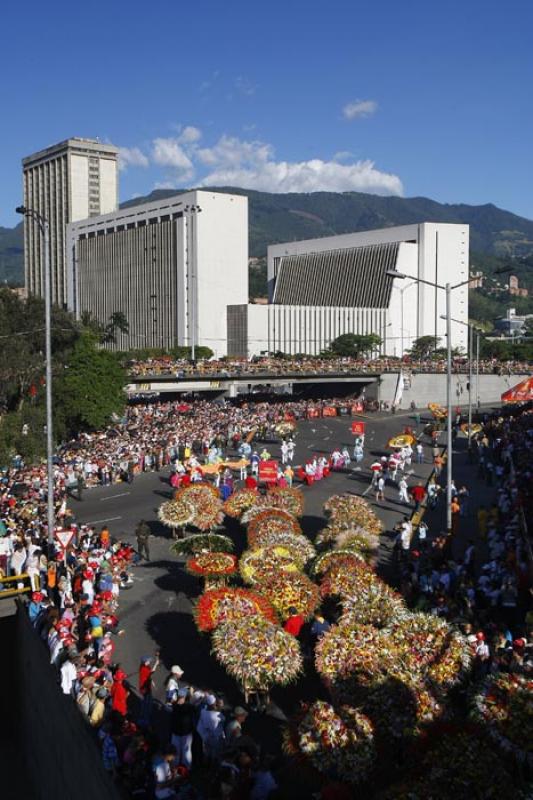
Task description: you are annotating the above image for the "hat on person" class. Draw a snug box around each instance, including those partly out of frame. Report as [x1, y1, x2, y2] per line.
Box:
[171, 665, 184, 676]
[114, 669, 127, 681]
[140, 655, 151, 664]
[205, 693, 216, 706]
[476, 632, 485, 641]
[31, 591, 43, 602]
[234, 706, 248, 718]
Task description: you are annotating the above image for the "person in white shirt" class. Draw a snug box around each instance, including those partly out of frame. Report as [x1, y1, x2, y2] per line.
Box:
[60, 656, 78, 696]
[416, 442, 424, 463]
[375, 476, 385, 503]
[398, 477, 410, 504]
[287, 440, 295, 462]
[280, 441, 289, 464]
[197, 694, 225, 761]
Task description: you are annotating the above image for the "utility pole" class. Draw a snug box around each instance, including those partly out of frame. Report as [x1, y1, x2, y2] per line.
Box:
[16, 206, 55, 551]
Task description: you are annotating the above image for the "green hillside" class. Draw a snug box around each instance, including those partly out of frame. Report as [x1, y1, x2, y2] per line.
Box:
[3, 188, 533, 285]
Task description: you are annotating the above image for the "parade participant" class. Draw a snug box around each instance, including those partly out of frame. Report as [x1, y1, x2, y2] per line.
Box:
[135, 519, 151, 561]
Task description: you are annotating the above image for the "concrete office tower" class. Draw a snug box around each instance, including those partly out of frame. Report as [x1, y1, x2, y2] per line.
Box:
[22, 138, 119, 306]
[66, 190, 248, 356]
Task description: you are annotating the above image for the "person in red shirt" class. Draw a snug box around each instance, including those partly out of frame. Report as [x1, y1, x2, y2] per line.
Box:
[283, 607, 305, 637]
[138, 652, 160, 727]
[110, 668, 129, 717]
[245, 475, 257, 490]
[411, 483, 426, 510]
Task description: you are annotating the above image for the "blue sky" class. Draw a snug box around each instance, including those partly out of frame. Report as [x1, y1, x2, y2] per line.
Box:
[1, 0, 532, 227]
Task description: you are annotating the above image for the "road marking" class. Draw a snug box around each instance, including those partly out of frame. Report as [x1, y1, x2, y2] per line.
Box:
[84, 516, 122, 524]
[100, 492, 130, 501]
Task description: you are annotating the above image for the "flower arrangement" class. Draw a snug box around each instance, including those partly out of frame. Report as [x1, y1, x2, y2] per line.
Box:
[319, 559, 378, 600]
[283, 701, 375, 783]
[212, 615, 303, 690]
[275, 421, 297, 437]
[240, 545, 302, 585]
[340, 583, 407, 629]
[323, 495, 383, 536]
[247, 509, 302, 545]
[258, 572, 321, 620]
[186, 552, 238, 578]
[195, 587, 278, 632]
[250, 531, 315, 565]
[471, 673, 533, 767]
[311, 549, 364, 578]
[158, 498, 194, 529]
[316, 525, 380, 562]
[266, 486, 305, 517]
[223, 488, 259, 519]
[175, 483, 224, 531]
[170, 533, 234, 556]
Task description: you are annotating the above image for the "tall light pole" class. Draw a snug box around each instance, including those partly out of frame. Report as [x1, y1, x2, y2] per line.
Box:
[397, 280, 416, 356]
[16, 205, 55, 549]
[387, 269, 473, 533]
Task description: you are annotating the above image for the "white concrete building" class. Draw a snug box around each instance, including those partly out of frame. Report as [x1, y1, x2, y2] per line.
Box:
[228, 223, 469, 357]
[22, 138, 119, 306]
[67, 190, 248, 355]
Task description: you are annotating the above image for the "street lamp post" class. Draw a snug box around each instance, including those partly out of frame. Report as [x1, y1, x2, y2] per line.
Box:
[387, 269, 473, 533]
[16, 205, 55, 549]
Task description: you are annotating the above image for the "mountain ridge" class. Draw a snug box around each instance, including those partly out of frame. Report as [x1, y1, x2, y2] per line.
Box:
[2, 188, 533, 285]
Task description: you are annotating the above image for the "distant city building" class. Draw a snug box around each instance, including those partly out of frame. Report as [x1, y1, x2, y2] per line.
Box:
[228, 223, 469, 357]
[508, 274, 528, 297]
[468, 270, 484, 289]
[494, 307, 528, 337]
[67, 190, 248, 355]
[22, 138, 119, 306]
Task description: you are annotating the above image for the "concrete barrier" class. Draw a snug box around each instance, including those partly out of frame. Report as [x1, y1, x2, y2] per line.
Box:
[15, 603, 119, 800]
[376, 372, 530, 409]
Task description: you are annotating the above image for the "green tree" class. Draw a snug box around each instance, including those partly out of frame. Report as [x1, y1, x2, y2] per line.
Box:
[409, 336, 441, 360]
[55, 332, 126, 432]
[328, 333, 382, 357]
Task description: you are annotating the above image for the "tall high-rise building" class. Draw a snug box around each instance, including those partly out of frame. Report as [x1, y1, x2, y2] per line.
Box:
[22, 138, 119, 306]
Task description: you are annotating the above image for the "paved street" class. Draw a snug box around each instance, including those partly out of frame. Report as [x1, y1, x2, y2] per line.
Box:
[71, 409, 440, 719]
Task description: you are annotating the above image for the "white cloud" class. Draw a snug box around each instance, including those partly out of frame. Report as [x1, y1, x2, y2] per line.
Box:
[178, 125, 202, 144]
[151, 138, 195, 181]
[118, 146, 149, 171]
[122, 128, 402, 197]
[196, 135, 402, 195]
[342, 99, 378, 120]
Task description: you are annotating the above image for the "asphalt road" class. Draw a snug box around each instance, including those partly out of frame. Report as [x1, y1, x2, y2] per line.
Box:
[71, 409, 438, 711]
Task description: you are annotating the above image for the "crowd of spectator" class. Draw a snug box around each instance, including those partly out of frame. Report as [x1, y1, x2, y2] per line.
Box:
[128, 354, 532, 379]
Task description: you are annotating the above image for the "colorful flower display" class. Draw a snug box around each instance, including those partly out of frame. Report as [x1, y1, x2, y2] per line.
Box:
[340, 583, 407, 629]
[315, 524, 380, 562]
[169, 533, 234, 556]
[222, 488, 259, 519]
[266, 486, 305, 517]
[247, 509, 302, 545]
[175, 483, 224, 531]
[311, 549, 364, 578]
[240, 545, 302, 585]
[186, 552, 238, 578]
[158, 498, 194, 529]
[283, 701, 375, 784]
[259, 572, 321, 620]
[471, 673, 533, 767]
[195, 587, 278, 632]
[319, 558, 378, 600]
[323, 494, 383, 536]
[250, 531, 315, 565]
[212, 615, 303, 690]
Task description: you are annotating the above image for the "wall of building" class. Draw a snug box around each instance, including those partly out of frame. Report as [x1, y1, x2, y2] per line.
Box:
[267, 223, 469, 356]
[376, 372, 530, 409]
[69, 153, 90, 221]
[68, 190, 248, 356]
[194, 192, 248, 357]
[99, 158, 118, 214]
